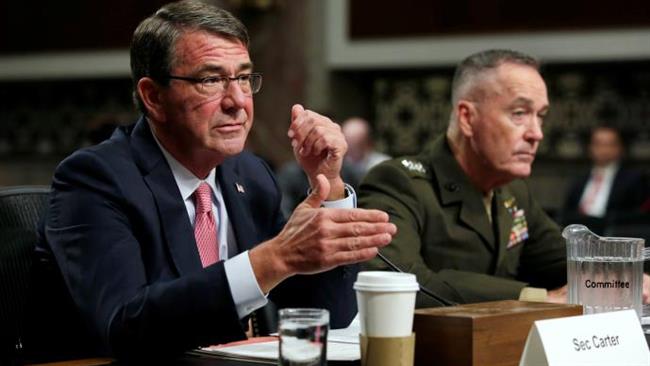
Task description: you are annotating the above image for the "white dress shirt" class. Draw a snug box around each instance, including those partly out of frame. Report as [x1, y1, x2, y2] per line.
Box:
[154, 136, 355, 318]
[579, 162, 618, 218]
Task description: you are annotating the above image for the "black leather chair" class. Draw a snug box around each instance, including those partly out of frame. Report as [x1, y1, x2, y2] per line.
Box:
[0, 186, 50, 364]
[251, 301, 278, 336]
[0, 185, 104, 365]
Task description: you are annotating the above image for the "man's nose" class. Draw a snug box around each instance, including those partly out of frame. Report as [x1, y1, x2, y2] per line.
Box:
[221, 81, 247, 110]
[525, 117, 544, 142]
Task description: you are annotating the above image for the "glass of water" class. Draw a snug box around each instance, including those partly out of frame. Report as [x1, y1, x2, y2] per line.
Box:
[278, 308, 329, 366]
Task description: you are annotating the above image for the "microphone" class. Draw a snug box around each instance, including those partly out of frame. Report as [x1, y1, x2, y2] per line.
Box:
[377, 251, 458, 306]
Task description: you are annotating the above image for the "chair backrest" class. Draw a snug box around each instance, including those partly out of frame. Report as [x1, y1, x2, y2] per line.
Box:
[251, 301, 278, 336]
[0, 186, 50, 361]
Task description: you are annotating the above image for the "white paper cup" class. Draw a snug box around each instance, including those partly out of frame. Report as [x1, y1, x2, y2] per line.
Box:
[354, 271, 419, 337]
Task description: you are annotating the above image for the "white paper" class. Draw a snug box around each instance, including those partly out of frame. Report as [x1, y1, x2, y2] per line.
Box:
[201, 340, 278, 361]
[328, 314, 361, 344]
[200, 338, 360, 361]
[520, 310, 650, 366]
[200, 315, 362, 362]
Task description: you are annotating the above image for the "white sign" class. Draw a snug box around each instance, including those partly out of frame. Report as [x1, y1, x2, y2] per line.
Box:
[519, 310, 649, 366]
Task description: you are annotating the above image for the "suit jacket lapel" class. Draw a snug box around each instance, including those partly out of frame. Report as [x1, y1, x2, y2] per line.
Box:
[216, 163, 259, 253]
[130, 118, 202, 275]
[429, 137, 495, 250]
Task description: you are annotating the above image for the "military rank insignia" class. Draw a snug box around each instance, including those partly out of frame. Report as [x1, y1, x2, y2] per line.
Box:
[401, 159, 426, 174]
[504, 197, 528, 249]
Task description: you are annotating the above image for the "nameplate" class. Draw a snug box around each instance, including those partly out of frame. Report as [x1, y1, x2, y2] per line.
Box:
[519, 310, 649, 366]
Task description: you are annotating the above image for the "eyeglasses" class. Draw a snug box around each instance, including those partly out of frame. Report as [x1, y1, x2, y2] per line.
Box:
[166, 73, 263, 96]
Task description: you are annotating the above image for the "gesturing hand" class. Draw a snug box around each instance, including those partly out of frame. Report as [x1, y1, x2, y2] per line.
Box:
[288, 104, 347, 200]
[249, 174, 396, 293]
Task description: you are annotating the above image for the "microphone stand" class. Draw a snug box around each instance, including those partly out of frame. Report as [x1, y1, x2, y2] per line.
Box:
[377, 252, 457, 306]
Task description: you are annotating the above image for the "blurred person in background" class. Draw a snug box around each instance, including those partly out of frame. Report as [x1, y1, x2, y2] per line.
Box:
[564, 125, 646, 219]
[342, 117, 390, 184]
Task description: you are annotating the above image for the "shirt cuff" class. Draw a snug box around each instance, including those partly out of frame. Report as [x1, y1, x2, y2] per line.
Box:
[518, 287, 548, 302]
[224, 250, 268, 319]
[321, 184, 356, 208]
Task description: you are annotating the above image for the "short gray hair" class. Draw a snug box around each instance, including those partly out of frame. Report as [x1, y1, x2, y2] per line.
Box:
[130, 0, 249, 114]
[450, 49, 539, 106]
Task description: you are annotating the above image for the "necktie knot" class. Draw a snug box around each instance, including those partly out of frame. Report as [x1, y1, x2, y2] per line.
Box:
[194, 182, 213, 214]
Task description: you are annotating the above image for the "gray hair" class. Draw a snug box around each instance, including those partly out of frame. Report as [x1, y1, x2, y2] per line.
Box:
[130, 0, 249, 114]
[450, 49, 540, 106]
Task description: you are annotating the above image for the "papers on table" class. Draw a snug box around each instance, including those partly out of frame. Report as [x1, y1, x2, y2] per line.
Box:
[196, 315, 362, 362]
[329, 314, 361, 344]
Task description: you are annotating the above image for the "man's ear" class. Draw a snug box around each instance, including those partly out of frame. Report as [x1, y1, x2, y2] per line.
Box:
[456, 100, 476, 138]
[137, 77, 166, 122]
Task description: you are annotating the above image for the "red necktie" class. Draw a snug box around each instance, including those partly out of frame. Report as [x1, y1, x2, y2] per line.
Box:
[194, 182, 219, 267]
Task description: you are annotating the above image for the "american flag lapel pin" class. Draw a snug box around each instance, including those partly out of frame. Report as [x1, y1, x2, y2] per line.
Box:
[235, 183, 245, 193]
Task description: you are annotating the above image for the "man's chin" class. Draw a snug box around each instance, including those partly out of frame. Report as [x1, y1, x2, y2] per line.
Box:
[207, 139, 246, 158]
[511, 165, 533, 179]
[220, 145, 245, 158]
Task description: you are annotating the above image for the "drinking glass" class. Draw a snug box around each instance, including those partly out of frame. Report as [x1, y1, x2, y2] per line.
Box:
[278, 308, 328, 366]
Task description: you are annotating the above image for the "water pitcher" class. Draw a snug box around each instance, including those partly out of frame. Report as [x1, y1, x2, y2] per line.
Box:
[563, 224, 645, 317]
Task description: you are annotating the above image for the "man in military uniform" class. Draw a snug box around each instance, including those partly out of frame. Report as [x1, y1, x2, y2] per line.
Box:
[359, 49, 567, 307]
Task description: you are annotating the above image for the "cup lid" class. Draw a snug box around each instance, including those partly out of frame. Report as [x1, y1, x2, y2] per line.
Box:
[353, 271, 419, 292]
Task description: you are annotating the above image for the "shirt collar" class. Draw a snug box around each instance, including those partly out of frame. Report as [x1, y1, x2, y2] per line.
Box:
[151, 129, 218, 201]
[593, 161, 619, 179]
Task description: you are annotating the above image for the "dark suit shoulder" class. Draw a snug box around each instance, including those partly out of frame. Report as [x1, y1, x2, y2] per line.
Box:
[58, 123, 136, 166]
[54, 129, 140, 193]
[222, 150, 273, 176]
[221, 151, 279, 193]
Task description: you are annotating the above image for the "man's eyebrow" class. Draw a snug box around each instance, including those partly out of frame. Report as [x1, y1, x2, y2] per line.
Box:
[510, 97, 534, 107]
[539, 105, 550, 115]
[197, 62, 254, 74]
[510, 97, 549, 114]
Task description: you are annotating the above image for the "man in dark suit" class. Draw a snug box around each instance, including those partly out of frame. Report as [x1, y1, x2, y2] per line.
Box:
[35, 0, 395, 360]
[564, 125, 646, 219]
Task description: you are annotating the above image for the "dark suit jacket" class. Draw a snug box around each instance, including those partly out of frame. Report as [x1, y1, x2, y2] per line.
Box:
[35, 117, 357, 359]
[564, 164, 646, 216]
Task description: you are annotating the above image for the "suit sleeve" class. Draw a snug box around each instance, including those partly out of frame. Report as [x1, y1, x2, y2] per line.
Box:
[45, 150, 245, 359]
[261, 159, 358, 329]
[359, 161, 530, 307]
